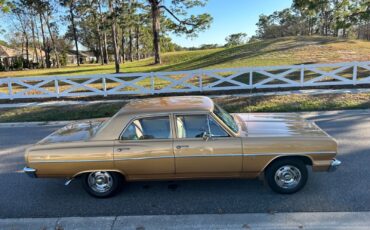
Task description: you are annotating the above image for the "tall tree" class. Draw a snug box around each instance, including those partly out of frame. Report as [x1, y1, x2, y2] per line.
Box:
[108, 0, 120, 72]
[225, 33, 247, 47]
[146, 0, 212, 64]
[12, 5, 30, 68]
[61, 0, 80, 66]
[0, 0, 11, 13]
[98, 0, 109, 64]
[77, 0, 105, 64]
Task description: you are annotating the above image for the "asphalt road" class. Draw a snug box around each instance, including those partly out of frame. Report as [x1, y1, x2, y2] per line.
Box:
[0, 111, 369, 218]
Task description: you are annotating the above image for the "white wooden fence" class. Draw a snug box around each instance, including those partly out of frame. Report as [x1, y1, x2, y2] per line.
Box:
[0, 61, 369, 100]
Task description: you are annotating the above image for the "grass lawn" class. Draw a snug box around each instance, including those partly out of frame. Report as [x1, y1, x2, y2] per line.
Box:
[0, 36, 369, 122]
[1, 93, 370, 122]
[1, 36, 369, 99]
[1, 36, 369, 78]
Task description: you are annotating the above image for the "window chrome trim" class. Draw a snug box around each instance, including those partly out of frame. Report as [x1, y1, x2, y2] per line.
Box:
[118, 114, 173, 141]
[173, 112, 232, 139]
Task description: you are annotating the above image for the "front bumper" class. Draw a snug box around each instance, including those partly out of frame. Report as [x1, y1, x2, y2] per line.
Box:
[328, 159, 341, 172]
[23, 167, 37, 178]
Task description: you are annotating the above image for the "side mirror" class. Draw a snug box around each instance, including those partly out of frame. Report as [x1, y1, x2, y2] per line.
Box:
[202, 132, 212, 141]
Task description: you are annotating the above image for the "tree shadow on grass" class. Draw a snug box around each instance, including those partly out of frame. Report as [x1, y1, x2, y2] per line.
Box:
[153, 37, 345, 72]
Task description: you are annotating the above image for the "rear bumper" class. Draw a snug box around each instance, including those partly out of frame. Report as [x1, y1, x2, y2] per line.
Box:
[328, 159, 341, 172]
[23, 167, 37, 178]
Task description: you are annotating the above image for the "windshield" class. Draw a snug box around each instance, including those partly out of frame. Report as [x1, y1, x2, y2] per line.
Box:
[213, 103, 239, 133]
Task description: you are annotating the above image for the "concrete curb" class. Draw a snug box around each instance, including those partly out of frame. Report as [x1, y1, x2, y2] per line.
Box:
[1, 212, 370, 230]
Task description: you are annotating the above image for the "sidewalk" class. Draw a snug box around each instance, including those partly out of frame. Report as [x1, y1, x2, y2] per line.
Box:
[1, 212, 369, 230]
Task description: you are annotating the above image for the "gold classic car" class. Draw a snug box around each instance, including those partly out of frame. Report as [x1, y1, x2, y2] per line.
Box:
[24, 96, 341, 197]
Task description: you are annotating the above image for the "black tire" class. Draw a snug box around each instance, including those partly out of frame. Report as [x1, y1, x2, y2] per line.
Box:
[265, 158, 308, 194]
[82, 171, 123, 198]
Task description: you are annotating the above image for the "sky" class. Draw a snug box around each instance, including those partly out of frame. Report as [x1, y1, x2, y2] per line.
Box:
[0, 0, 293, 48]
[169, 0, 293, 47]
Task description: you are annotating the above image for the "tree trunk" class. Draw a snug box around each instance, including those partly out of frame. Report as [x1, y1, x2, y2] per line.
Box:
[34, 17, 44, 68]
[30, 16, 39, 66]
[135, 25, 140, 60]
[39, 14, 51, 68]
[357, 19, 361, 39]
[98, 0, 109, 64]
[108, 0, 120, 73]
[103, 32, 109, 64]
[97, 28, 104, 65]
[24, 33, 30, 68]
[121, 30, 126, 63]
[129, 27, 133, 62]
[43, 13, 60, 68]
[97, 24, 104, 65]
[69, 4, 80, 66]
[92, 12, 104, 65]
[150, 0, 161, 64]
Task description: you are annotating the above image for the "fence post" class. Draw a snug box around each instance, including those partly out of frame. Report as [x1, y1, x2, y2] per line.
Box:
[199, 72, 203, 92]
[150, 72, 155, 95]
[7, 78, 13, 100]
[300, 64, 304, 86]
[102, 77, 107, 97]
[54, 79, 59, 98]
[353, 62, 357, 85]
[249, 70, 253, 88]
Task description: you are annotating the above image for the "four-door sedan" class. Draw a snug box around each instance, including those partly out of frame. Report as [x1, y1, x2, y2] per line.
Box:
[24, 96, 341, 197]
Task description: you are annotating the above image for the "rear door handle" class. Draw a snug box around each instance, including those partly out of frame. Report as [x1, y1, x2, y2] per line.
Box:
[117, 147, 130, 152]
[176, 145, 189, 149]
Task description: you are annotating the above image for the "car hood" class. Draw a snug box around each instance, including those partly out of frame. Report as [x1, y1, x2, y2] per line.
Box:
[37, 119, 105, 144]
[235, 113, 330, 138]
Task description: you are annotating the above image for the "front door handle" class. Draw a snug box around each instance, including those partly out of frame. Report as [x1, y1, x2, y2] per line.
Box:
[176, 145, 189, 149]
[117, 147, 130, 152]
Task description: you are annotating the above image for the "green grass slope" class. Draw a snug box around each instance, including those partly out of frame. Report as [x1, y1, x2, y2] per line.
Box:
[0, 36, 369, 78]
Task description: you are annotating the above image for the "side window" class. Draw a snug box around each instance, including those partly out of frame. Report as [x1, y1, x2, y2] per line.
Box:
[121, 116, 171, 140]
[209, 116, 229, 137]
[176, 115, 209, 138]
[176, 115, 229, 138]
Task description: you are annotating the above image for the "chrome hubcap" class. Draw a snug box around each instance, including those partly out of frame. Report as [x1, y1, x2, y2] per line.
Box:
[87, 171, 113, 193]
[274, 165, 301, 189]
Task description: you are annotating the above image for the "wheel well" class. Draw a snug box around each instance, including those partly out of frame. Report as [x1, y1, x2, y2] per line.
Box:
[73, 170, 126, 181]
[264, 155, 313, 171]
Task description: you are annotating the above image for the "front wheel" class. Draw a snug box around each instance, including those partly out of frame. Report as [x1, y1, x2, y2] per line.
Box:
[265, 158, 308, 194]
[82, 171, 123, 198]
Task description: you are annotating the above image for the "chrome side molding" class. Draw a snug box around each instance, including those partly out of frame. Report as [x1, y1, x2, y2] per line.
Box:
[65, 178, 74, 186]
[23, 167, 37, 178]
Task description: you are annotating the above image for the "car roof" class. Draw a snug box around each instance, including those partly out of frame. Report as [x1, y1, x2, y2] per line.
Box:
[118, 96, 214, 115]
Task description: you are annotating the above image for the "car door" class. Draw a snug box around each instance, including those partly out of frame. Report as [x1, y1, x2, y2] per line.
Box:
[173, 113, 243, 176]
[113, 115, 175, 179]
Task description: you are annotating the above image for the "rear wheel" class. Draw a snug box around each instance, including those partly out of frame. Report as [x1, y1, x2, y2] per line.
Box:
[82, 171, 123, 198]
[265, 158, 308, 194]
